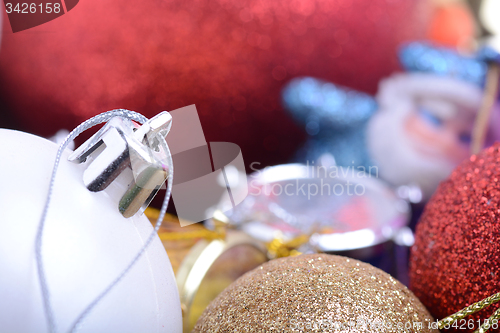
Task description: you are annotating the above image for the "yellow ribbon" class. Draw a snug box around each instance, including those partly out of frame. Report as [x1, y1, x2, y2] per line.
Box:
[145, 207, 312, 258]
[266, 234, 310, 259]
[144, 207, 225, 241]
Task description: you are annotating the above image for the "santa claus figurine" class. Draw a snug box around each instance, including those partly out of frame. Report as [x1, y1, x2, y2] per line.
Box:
[282, 42, 489, 200]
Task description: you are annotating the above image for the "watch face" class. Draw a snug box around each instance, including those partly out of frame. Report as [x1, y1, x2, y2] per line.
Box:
[227, 164, 409, 251]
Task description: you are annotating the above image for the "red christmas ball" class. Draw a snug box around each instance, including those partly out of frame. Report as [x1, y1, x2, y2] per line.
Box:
[409, 145, 500, 332]
[0, 0, 430, 167]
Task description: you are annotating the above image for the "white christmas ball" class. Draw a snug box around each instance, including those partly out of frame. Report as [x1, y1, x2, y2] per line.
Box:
[0, 129, 182, 332]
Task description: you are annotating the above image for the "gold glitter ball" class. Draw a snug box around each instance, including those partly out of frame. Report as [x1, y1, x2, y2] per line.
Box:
[194, 254, 438, 332]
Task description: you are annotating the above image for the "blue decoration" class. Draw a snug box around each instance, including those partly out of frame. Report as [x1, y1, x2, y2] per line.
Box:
[282, 77, 377, 169]
[399, 42, 488, 87]
[477, 45, 500, 65]
[282, 41, 493, 173]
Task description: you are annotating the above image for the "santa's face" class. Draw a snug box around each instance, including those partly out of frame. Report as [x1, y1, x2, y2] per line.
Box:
[367, 73, 482, 200]
[404, 95, 476, 165]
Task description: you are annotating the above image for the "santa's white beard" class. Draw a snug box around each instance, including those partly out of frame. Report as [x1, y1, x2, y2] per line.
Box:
[367, 108, 455, 201]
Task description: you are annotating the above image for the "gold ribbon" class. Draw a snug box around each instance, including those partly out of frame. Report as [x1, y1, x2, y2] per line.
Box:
[438, 292, 500, 332]
[144, 207, 225, 241]
[157, 229, 224, 241]
[145, 208, 311, 258]
[266, 234, 310, 259]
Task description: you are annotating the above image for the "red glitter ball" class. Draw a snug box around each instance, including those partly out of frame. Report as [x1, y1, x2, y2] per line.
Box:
[410, 144, 500, 332]
[0, 0, 430, 168]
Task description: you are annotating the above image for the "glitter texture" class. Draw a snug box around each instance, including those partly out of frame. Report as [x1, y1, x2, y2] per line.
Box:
[409, 144, 500, 332]
[194, 254, 437, 332]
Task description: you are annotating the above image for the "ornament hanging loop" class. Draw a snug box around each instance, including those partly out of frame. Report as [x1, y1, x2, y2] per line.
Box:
[68, 111, 173, 218]
[35, 109, 174, 333]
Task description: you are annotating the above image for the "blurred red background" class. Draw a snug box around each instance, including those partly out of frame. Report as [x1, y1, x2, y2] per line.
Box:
[0, 0, 431, 169]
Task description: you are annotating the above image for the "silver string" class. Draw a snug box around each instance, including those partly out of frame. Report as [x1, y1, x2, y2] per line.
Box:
[35, 109, 174, 333]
